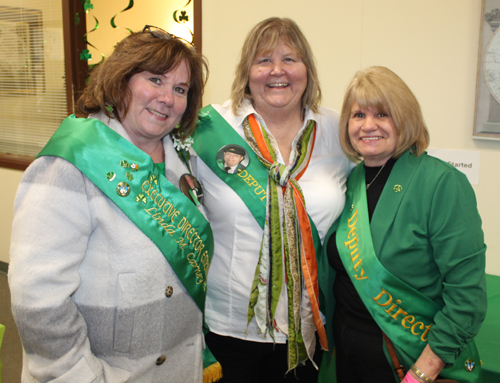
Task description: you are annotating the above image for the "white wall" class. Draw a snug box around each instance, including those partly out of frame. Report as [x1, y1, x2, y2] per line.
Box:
[2, 0, 499, 275]
[84, 0, 194, 62]
[0, 169, 23, 264]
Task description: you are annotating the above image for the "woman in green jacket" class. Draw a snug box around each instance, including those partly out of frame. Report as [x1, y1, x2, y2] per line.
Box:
[319, 66, 486, 383]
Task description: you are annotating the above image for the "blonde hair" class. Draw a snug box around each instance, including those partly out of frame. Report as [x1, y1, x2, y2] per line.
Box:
[230, 17, 321, 115]
[339, 66, 430, 163]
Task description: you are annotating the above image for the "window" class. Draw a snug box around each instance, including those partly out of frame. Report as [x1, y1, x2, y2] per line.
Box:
[0, 0, 200, 170]
[0, 1, 71, 170]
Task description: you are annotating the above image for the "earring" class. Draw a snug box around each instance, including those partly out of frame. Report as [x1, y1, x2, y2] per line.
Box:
[174, 122, 181, 129]
[106, 105, 114, 112]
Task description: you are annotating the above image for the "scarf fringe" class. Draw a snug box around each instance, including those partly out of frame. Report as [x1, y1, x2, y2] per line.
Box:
[203, 362, 223, 383]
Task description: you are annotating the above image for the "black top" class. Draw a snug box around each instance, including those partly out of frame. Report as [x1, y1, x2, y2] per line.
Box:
[327, 158, 396, 333]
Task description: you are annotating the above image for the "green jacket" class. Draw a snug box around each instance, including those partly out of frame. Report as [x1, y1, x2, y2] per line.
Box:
[318, 150, 487, 381]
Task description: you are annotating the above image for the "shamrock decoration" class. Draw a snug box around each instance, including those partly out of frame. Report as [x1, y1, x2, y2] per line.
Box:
[80, 49, 92, 61]
[136, 193, 147, 204]
[84, 0, 94, 12]
[149, 174, 158, 185]
[179, 11, 189, 22]
[126, 172, 134, 181]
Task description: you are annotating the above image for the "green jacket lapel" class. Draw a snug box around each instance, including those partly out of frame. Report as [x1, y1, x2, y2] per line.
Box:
[370, 150, 420, 253]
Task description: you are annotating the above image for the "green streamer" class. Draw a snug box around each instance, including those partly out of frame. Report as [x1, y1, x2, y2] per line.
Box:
[173, 0, 194, 42]
[83, 14, 104, 67]
[110, 0, 134, 34]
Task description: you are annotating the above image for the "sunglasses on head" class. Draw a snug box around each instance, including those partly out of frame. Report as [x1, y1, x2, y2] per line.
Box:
[141, 25, 196, 52]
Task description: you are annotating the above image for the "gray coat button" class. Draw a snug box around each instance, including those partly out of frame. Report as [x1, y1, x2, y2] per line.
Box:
[156, 355, 166, 365]
[165, 286, 173, 297]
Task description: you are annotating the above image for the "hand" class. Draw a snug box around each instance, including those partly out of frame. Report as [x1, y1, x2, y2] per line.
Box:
[410, 344, 445, 382]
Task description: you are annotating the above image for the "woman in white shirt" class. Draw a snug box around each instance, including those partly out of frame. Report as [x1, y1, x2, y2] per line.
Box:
[193, 17, 353, 382]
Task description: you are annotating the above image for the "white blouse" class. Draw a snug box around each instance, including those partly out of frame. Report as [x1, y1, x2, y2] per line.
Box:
[197, 100, 354, 343]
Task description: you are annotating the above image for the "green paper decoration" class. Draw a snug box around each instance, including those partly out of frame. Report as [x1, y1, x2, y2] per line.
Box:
[80, 49, 91, 61]
[84, 14, 105, 67]
[84, 0, 94, 12]
[179, 11, 189, 22]
[111, 0, 134, 34]
[173, 0, 194, 42]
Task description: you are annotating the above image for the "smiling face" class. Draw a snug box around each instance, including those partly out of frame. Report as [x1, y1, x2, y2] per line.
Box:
[224, 151, 244, 167]
[120, 60, 190, 152]
[248, 40, 307, 118]
[348, 102, 398, 166]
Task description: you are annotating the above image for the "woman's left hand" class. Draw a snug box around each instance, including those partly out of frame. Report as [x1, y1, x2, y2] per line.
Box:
[408, 344, 445, 382]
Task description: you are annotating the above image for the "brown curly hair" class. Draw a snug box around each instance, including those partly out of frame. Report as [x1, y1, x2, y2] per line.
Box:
[76, 29, 208, 138]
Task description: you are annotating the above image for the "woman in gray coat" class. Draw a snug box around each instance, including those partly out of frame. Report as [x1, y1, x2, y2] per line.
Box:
[9, 26, 218, 383]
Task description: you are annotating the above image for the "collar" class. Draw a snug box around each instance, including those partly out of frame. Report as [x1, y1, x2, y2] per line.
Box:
[88, 111, 177, 160]
[227, 99, 317, 132]
[89, 111, 135, 144]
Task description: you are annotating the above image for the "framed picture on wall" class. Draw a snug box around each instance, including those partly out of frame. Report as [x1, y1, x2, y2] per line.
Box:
[0, 6, 45, 95]
[474, 0, 500, 140]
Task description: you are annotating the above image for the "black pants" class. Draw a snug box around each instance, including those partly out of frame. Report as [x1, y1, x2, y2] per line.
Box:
[205, 332, 322, 383]
[333, 309, 396, 383]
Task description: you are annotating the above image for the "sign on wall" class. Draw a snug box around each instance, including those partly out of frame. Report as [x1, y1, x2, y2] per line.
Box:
[474, 0, 500, 140]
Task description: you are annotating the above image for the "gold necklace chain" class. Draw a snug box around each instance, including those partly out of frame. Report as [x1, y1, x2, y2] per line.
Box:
[366, 163, 386, 190]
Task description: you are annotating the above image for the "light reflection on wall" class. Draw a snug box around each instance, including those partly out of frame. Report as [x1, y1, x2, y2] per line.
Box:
[85, 0, 194, 64]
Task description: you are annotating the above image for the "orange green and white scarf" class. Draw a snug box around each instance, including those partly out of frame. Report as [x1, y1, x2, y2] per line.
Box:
[243, 114, 327, 371]
[192, 106, 327, 371]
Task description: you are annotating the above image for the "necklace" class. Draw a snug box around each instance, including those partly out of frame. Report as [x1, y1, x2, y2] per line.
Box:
[366, 163, 386, 190]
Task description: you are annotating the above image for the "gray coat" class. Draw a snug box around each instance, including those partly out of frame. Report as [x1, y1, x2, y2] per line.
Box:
[9, 113, 205, 383]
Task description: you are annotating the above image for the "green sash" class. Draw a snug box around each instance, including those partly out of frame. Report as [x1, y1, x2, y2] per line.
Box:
[38, 115, 213, 320]
[38, 115, 213, 311]
[193, 105, 327, 369]
[192, 105, 268, 228]
[38, 115, 221, 379]
[192, 105, 320, 247]
[336, 163, 482, 383]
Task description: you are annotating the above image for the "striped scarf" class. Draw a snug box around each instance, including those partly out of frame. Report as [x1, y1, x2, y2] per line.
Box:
[243, 114, 327, 371]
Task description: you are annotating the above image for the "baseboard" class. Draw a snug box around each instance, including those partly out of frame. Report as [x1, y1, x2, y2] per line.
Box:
[0, 260, 8, 274]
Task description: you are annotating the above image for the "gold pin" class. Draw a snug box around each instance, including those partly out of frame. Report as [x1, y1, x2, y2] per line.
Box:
[165, 286, 174, 298]
[464, 359, 475, 372]
[393, 185, 403, 193]
[117, 182, 131, 197]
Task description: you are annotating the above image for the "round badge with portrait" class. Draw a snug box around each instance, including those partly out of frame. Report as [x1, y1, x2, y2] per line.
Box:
[216, 144, 249, 175]
[180, 173, 204, 206]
